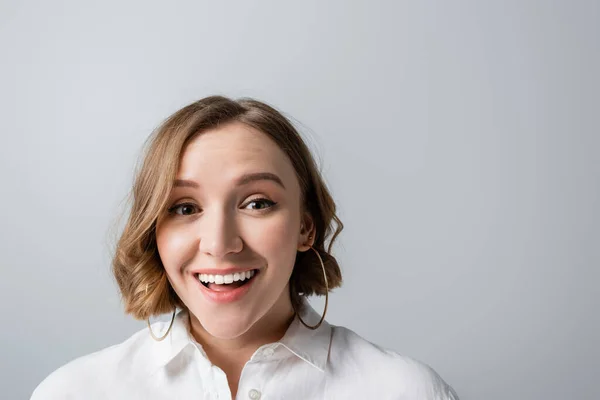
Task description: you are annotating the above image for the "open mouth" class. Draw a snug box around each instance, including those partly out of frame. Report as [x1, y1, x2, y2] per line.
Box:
[195, 269, 259, 291]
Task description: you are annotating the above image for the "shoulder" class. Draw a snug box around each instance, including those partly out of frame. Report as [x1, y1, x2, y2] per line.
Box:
[30, 326, 151, 400]
[329, 325, 460, 399]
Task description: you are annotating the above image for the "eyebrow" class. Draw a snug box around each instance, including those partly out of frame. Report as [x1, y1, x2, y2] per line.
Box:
[173, 172, 286, 190]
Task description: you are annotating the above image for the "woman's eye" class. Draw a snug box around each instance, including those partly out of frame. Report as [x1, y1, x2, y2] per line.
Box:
[168, 203, 199, 216]
[244, 198, 276, 211]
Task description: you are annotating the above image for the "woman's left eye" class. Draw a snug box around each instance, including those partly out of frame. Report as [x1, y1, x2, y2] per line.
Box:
[244, 198, 276, 211]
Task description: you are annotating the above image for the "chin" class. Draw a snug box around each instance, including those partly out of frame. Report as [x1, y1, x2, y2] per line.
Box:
[191, 306, 261, 339]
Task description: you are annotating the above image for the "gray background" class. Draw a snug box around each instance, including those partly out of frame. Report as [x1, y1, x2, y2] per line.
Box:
[1, 1, 598, 399]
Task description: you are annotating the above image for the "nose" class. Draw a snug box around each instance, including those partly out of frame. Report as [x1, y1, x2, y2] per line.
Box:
[198, 208, 243, 258]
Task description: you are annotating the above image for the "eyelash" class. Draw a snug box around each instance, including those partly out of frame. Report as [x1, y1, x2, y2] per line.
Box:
[167, 198, 277, 217]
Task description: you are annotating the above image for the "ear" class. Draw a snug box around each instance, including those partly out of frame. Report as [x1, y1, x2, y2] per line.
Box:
[297, 211, 316, 252]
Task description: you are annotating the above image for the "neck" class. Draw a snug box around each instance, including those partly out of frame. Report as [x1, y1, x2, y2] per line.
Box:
[187, 296, 298, 400]
[188, 298, 296, 357]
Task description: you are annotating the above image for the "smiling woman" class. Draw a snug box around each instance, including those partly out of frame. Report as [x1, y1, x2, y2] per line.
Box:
[30, 96, 459, 400]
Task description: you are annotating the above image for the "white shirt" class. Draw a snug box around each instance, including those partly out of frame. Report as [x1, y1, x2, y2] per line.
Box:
[31, 300, 460, 399]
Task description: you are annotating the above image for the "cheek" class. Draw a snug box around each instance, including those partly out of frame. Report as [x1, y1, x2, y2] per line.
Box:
[264, 218, 296, 245]
[250, 213, 300, 271]
[155, 224, 193, 276]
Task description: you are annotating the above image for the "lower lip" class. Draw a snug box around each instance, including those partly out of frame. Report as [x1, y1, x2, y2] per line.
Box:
[195, 272, 259, 304]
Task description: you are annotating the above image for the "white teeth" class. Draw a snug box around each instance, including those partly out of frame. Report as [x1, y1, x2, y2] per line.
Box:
[197, 270, 256, 284]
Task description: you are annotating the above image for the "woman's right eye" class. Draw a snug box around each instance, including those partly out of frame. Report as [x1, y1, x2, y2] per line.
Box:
[167, 203, 199, 216]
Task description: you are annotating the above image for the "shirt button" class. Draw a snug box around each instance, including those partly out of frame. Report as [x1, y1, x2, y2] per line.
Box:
[248, 389, 261, 399]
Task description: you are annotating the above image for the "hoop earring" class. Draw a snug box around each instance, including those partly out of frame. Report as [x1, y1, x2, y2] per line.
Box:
[295, 241, 329, 330]
[145, 283, 176, 342]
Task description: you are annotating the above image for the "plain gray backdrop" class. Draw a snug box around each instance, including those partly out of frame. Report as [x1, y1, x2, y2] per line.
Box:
[1, 1, 598, 399]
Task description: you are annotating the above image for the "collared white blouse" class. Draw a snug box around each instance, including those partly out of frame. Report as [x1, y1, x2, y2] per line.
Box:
[31, 301, 459, 400]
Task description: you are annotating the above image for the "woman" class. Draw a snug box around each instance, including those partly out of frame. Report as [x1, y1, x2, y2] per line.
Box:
[31, 96, 460, 399]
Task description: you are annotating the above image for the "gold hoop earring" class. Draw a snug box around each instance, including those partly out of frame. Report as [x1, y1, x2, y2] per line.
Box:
[296, 243, 329, 330]
[145, 284, 176, 342]
[147, 309, 176, 341]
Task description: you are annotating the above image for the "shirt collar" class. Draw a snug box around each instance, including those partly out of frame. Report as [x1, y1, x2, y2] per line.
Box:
[150, 308, 197, 372]
[276, 298, 331, 372]
[149, 298, 331, 373]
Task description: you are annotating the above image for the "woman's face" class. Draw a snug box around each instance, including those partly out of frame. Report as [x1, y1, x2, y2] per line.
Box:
[156, 121, 312, 339]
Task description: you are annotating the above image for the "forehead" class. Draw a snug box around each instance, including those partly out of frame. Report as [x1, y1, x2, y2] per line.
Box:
[176, 121, 297, 189]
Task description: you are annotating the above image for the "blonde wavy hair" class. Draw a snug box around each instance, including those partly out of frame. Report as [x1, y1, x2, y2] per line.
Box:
[111, 95, 344, 320]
